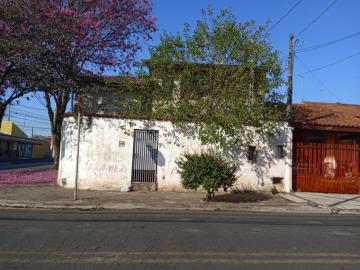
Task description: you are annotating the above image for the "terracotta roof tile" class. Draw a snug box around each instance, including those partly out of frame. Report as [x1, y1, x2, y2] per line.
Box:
[292, 102, 360, 128]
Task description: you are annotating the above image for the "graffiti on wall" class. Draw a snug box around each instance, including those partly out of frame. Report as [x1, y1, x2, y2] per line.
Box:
[87, 162, 126, 179]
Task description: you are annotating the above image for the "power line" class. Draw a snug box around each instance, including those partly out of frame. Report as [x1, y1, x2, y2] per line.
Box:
[11, 108, 48, 119]
[13, 104, 48, 111]
[296, 30, 360, 53]
[295, 54, 340, 101]
[5, 114, 50, 125]
[34, 92, 47, 108]
[265, 0, 303, 35]
[297, 0, 337, 36]
[296, 51, 360, 76]
[11, 111, 50, 121]
[21, 126, 51, 130]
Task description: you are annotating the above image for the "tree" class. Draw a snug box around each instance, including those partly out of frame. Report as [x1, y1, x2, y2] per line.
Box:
[28, 0, 156, 168]
[0, 0, 40, 126]
[118, 7, 284, 147]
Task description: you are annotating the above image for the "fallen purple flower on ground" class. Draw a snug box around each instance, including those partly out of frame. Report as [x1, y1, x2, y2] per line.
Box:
[0, 170, 57, 185]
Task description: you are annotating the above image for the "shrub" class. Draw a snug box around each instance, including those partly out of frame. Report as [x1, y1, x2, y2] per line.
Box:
[176, 152, 237, 200]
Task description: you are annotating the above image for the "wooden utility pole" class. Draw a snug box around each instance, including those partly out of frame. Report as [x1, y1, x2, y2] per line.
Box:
[74, 96, 83, 201]
[287, 33, 294, 122]
[7, 103, 11, 121]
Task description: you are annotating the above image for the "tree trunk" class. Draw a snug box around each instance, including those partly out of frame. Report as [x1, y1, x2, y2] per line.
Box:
[44, 90, 70, 170]
[50, 107, 67, 169]
[52, 127, 62, 169]
[205, 189, 215, 201]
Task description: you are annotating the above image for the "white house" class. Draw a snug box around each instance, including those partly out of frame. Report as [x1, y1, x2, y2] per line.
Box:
[58, 115, 293, 192]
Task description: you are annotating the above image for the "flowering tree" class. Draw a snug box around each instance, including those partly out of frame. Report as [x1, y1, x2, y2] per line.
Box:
[0, 0, 40, 126]
[29, 0, 156, 168]
[116, 8, 284, 147]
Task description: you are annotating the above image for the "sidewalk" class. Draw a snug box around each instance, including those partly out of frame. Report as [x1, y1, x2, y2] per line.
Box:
[282, 192, 360, 215]
[0, 183, 359, 215]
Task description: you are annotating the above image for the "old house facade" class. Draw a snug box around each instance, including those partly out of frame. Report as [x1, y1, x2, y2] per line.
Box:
[58, 116, 292, 192]
[58, 101, 360, 195]
[57, 68, 360, 195]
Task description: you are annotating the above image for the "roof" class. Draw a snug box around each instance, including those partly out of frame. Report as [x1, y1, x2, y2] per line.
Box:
[292, 102, 360, 129]
[33, 135, 52, 144]
[0, 133, 42, 144]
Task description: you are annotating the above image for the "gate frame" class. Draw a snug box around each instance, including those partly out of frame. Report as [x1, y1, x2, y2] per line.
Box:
[293, 142, 360, 194]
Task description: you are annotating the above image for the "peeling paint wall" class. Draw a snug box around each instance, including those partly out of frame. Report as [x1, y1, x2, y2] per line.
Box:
[58, 117, 293, 192]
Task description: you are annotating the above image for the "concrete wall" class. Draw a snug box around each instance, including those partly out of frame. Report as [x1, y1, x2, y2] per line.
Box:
[58, 116, 293, 192]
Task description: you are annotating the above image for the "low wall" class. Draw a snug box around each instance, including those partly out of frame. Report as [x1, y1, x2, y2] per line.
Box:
[58, 117, 292, 192]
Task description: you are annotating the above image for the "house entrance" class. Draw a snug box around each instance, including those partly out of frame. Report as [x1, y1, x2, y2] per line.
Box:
[293, 143, 360, 193]
[131, 129, 159, 184]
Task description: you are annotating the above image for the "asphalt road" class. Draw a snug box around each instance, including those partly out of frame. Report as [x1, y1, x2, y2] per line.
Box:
[0, 209, 359, 270]
[0, 160, 53, 171]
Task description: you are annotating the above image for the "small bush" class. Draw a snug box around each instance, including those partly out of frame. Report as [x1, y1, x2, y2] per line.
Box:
[176, 152, 237, 200]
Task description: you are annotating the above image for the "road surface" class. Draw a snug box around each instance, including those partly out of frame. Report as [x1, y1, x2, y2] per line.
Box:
[0, 209, 359, 269]
[0, 159, 53, 171]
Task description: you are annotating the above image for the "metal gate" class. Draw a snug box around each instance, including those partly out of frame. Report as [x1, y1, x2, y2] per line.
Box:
[293, 143, 360, 193]
[131, 129, 159, 183]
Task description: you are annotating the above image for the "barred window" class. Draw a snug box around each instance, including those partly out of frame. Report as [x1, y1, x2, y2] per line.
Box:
[248, 146, 257, 162]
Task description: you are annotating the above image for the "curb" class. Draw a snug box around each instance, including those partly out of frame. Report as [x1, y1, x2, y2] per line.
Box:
[1, 200, 358, 215]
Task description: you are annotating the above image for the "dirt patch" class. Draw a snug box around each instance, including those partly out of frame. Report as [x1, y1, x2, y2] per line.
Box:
[212, 191, 272, 203]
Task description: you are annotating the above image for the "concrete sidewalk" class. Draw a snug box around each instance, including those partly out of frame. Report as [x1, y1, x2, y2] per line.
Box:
[282, 192, 360, 214]
[0, 183, 358, 215]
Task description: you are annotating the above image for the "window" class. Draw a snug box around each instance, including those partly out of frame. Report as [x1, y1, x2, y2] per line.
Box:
[277, 145, 286, 158]
[248, 146, 257, 162]
[308, 132, 322, 143]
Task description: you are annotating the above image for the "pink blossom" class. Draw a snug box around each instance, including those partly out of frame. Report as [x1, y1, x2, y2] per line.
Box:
[36, 0, 156, 73]
[0, 170, 57, 185]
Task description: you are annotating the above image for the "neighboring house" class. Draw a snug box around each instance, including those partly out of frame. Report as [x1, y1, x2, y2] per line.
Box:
[0, 121, 39, 160]
[292, 102, 360, 194]
[0, 121, 51, 161]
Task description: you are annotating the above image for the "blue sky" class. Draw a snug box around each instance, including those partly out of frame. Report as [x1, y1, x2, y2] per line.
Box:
[10, 0, 360, 137]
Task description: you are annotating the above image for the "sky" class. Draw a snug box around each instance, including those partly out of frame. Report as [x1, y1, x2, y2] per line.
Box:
[9, 0, 360, 137]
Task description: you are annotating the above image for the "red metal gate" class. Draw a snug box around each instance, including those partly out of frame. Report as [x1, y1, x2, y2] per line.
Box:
[293, 143, 360, 194]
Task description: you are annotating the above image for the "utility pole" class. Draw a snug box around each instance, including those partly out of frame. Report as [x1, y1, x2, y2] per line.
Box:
[7, 103, 11, 121]
[74, 96, 83, 201]
[287, 33, 294, 122]
[31, 127, 34, 138]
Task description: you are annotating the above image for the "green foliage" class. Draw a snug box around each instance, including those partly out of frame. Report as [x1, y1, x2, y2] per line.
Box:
[114, 6, 284, 146]
[176, 152, 237, 200]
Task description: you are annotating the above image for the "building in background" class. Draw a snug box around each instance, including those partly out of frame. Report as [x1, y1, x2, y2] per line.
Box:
[32, 135, 52, 159]
[0, 121, 51, 161]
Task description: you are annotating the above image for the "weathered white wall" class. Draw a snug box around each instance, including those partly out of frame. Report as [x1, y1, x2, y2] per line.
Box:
[58, 116, 293, 192]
